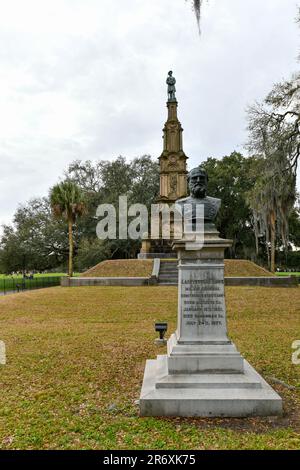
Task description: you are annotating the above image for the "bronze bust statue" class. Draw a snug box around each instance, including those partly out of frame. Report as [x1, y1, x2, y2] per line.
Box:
[176, 167, 221, 226]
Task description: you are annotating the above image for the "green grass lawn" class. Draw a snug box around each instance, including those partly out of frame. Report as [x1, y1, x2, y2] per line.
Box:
[276, 273, 300, 277]
[0, 286, 299, 450]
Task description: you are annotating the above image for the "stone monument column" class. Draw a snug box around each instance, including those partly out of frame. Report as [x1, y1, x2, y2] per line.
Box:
[139, 72, 188, 259]
[158, 93, 188, 205]
[139, 167, 282, 417]
[168, 230, 244, 376]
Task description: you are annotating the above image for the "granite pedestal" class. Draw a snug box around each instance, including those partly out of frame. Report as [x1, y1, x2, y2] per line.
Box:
[140, 228, 282, 417]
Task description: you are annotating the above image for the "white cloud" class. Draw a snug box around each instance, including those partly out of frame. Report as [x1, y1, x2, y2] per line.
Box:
[0, 0, 299, 228]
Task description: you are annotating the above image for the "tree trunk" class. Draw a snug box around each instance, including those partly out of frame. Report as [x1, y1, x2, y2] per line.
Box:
[266, 244, 270, 272]
[68, 218, 73, 277]
[253, 215, 259, 256]
[270, 211, 276, 273]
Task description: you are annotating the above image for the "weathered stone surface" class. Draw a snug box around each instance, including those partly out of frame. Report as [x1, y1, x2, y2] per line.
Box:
[60, 277, 149, 287]
[61, 273, 298, 288]
[140, 357, 282, 417]
[140, 220, 283, 417]
[158, 98, 188, 203]
[139, 74, 188, 258]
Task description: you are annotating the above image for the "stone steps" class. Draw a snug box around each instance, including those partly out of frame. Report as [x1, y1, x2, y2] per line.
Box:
[158, 261, 178, 285]
[140, 356, 283, 417]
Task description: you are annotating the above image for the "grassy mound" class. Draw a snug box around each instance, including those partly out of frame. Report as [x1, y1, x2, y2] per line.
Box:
[224, 260, 273, 277]
[82, 259, 272, 278]
[82, 259, 153, 278]
[0, 286, 299, 449]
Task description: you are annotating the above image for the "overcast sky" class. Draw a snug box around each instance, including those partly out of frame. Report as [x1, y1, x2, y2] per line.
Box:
[0, 0, 299, 228]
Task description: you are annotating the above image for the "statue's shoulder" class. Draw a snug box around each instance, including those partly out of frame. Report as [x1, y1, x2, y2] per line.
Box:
[206, 196, 221, 208]
[176, 196, 191, 205]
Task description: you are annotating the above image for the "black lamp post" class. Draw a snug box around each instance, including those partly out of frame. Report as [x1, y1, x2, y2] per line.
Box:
[154, 322, 168, 345]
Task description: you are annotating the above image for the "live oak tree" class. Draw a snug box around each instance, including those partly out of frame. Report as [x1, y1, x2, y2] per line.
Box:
[66, 155, 159, 208]
[288, 202, 300, 248]
[246, 153, 296, 273]
[247, 10, 300, 171]
[246, 82, 299, 272]
[201, 152, 260, 260]
[66, 155, 159, 262]
[247, 91, 298, 272]
[1, 154, 298, 273]
[247, 75, 300, 176]
[0, 156, 159, 274]
[0, 198, 69, 274]
[245, 9, 300, 272]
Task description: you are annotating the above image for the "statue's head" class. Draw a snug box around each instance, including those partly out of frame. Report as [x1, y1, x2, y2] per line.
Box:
[168, 70, 173, 76]
[187, 167, 208, 199]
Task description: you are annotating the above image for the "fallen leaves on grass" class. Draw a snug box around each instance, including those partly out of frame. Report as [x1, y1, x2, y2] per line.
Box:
[0, 285, 299, 450]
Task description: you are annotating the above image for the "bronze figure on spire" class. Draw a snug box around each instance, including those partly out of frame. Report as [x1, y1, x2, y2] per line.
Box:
[166, 71, 176, 102]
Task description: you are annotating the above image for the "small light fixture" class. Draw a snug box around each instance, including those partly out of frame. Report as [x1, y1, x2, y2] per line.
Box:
[154, 322, 168, 345]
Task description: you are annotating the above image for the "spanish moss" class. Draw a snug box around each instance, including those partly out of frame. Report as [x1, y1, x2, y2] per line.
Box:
[186, 0, 203, 33]
[193, 0, 202, 32]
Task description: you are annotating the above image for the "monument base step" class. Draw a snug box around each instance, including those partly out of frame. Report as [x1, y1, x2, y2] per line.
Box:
[167, 334, 244, 374]
[140, 356, 282, 417]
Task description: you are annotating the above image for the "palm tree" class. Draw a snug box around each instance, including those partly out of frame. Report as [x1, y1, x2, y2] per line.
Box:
[50, 180, 86, 277]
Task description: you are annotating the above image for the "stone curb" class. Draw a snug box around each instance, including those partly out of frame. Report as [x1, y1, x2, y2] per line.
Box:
[61, 275, 298, 288]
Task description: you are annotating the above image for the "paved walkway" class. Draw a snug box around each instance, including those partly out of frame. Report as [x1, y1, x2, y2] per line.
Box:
[0, 290, 21, 296]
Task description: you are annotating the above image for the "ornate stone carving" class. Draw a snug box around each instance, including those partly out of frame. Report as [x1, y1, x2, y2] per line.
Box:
[158, 73, 188, 204]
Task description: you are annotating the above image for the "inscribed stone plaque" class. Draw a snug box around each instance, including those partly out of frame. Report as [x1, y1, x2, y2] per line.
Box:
[177, 263, 228, 343]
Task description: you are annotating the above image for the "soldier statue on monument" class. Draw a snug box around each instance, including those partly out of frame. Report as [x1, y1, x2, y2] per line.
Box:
[166, 71, 177, 102]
